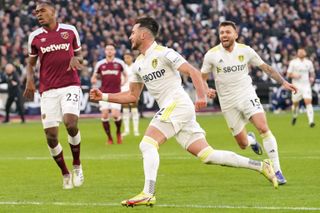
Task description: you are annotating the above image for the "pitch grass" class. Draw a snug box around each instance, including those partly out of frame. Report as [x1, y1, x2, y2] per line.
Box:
[0, 112, 319, 212]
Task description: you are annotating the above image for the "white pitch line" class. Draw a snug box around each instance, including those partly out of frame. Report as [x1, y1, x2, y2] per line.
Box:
[0, 201, 320, 211]
[0, 155, 319, 161]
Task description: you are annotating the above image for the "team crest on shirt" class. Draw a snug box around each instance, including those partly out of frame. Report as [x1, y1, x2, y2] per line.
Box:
[40, 38, 46, 42]
[60, 32, 69, 40]
[151, 59, 158, 69]
[238, 55, 244, 62]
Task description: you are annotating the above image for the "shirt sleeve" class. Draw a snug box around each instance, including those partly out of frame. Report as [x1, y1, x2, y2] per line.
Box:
[201, 52, 213, 74]
[130, 64, 143, 83]
[287, 60, 294, 74]
[247, 47, 264, 67]
[309, 61, 315, 73]
[93, 62, 101, 74]
[28, 33, 38, 57]
[71, 26, 81, 52]
[163, 48, 187, 70]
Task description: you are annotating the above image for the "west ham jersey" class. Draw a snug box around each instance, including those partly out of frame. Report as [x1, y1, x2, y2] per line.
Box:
[94, 58, 126, 93]
[28, 23, 81, 93]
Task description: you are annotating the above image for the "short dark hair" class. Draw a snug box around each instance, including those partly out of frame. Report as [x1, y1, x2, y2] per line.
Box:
[219, 21, 237, 31]
[37, 0, 55, 9]
[135, 17, 159, 37]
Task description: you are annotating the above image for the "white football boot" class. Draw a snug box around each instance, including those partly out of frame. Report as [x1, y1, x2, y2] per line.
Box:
[63, 173, 73, 189]
[72, 165, 84, 187]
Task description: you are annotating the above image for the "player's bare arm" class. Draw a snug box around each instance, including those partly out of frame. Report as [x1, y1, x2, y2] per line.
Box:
[259, 63, 298, 94]
[68, 51, 83, 71]
[178, 62, 207, 110]
[201, 73, 216, 99]
[287, 72, 301, 79]
[90, 82, 144, 104]
[23, 56, 37, 101]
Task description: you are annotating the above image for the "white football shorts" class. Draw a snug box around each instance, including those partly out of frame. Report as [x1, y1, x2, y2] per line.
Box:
[291, 85, 312, 102]
[149, 101, 205, 149]
[40, 85, 82, 129]
[99, 101, 122, 111]
[222, 94, 264, 136]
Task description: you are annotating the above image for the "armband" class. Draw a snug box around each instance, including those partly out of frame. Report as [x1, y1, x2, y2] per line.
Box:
[102, 93, 109, 101]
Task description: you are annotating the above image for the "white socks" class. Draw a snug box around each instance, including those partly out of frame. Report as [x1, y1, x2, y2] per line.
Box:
[261, 131, 281, 172]
[292, 104, 299, 118]
[132, 108, 140, 134]
[306, 104, 314, 124]
[197, 146, 262, 172]
[247, 134, 256, 146]
[122, 108, 130, 133]
[139, 137, 159, 195]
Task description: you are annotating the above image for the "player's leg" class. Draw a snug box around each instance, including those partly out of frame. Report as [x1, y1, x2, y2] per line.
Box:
[131, 103, 140, 136]
[291, 91, 302, 125]
[121, 116, 176, 207]
[304, 98, 315, 127]
[122, 103, 130, 136]
[100, 101, 113, 144]
[186, 137, 277, 188]
[62, 86, 84, 187]
[111, 103, 122, 144]
[250, 112, 286, 185]
[41, 90, 72, 189]
[223, 108, 262, 155]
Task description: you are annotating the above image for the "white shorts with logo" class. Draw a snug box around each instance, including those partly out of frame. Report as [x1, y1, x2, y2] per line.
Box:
[222, 94, 264, 136]
[40, 86, 82, 129]
[149, 100, 205, 149]
[99, 101, 122, 111]
[291, 85, 312, 102]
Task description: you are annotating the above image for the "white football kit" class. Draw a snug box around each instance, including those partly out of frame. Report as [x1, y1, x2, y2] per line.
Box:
[201, 43, 265, 135]
[287, 58, 314, 102]
[131, 42, 205, 149]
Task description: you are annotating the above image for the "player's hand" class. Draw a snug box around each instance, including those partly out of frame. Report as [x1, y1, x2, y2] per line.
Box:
[195, 97, 207, 111]
[282, 81, 298, 94]
[207, 88, 216, 99]
[89, 88, 103, 102]
[23, 81, 36, 101]
[68, 57, 83, 71]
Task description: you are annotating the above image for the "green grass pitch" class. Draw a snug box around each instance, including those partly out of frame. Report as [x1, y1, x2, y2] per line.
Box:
[0, 112, 319, 212]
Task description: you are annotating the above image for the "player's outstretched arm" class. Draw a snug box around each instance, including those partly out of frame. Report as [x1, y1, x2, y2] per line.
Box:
[259, 63, 298, 94]
[90, 82, 144, 104]
[23, 56, 37, 101]
[178, 62, 207, 111]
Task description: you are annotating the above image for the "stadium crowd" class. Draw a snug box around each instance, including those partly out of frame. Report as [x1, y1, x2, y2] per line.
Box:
[0, 0, 319, 100]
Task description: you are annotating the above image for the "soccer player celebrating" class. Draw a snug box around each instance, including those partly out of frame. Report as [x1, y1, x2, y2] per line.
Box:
[90, 17, 278, 207]
[201, 21, 297, 185]
[287, 48, 316, 127]
[121, 50, 140, 137]
[24, 1, 84, 189]
[91, 44, 128, 144]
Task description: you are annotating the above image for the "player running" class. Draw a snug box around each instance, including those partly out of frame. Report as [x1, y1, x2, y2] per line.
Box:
[90, 17, 278, 207]
[201, 21, 297, 185]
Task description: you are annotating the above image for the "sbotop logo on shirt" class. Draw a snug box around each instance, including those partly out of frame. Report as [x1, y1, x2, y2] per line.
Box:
[143, 69, 165, 83]
[40, 43, 70, 54]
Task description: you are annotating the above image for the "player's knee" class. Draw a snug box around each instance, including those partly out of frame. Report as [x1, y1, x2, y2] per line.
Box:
[139, 136, 159, 152]
[257, 125, 269, 134]
[238, 143, 247, 149]
[197, 146, 215, 164]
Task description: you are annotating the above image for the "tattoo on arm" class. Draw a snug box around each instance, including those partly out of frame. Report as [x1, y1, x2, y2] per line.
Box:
[260, 64, 284, 85]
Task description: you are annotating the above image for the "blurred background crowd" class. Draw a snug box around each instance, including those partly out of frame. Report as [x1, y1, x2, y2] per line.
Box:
[0, 0, 319, 115]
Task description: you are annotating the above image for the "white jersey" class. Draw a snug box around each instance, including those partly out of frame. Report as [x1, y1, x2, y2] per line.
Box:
[201, 42, 264, 110]
[131, 42, 191, 109]
[287, 58, 314, 87]
[121, 63, 133, 91]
